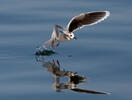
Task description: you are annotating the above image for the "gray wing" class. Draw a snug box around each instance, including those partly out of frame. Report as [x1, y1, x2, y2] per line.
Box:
[43, 25, 62, 48]
[51, 25, 64, 40]
[67, 11, 110, 32]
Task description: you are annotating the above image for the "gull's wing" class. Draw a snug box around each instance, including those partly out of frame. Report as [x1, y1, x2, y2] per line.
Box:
[67, 11, 110, 32]
[43, 25, 64, 48]
[43, 25, 59, 48]
[52, 25, 64, 40]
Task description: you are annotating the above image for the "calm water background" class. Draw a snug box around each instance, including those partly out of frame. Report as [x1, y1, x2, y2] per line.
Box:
[0, 0, 132, 100]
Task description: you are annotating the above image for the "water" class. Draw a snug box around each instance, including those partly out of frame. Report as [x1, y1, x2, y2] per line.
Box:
[0, 0, 132, 100]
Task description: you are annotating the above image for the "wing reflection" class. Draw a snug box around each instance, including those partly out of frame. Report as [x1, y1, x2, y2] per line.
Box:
[36, 56, 110, 94]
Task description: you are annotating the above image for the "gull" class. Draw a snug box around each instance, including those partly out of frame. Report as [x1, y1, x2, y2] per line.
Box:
[43, 11, 110, 49]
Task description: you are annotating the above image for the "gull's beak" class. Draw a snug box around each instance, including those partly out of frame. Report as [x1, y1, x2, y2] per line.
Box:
[74, 36, 77, 40]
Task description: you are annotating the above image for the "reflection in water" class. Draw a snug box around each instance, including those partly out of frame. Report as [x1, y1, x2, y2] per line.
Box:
[36, 56, 110, 94]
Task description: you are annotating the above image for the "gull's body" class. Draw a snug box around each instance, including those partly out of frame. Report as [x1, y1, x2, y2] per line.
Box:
[43, 11, 110, 49]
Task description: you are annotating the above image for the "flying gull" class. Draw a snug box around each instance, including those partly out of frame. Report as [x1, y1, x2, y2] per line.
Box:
[43, 11, 110, 49]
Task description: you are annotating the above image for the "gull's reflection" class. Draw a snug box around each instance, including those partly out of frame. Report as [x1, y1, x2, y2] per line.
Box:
[36, 56, 110, 94]
[43, 59, 86, 92]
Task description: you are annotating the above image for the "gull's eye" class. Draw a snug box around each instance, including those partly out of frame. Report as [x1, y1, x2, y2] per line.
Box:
[70, 35, 72, 37]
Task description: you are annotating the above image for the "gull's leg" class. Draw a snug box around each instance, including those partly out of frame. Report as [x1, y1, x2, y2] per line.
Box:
[51, 40, 55, 49]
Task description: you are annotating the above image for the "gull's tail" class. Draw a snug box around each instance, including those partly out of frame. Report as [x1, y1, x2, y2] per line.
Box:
[43, 39, 55, 49]
[43, 39, 52, 48]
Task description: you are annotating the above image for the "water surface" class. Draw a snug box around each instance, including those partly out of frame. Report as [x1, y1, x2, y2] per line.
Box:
[0, 0, 132, 100]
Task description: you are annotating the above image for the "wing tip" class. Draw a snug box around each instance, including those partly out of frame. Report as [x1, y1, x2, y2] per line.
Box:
[101, 91, 111, 95]
[104, 11, 110, 18]
[93, 10, 110, 24]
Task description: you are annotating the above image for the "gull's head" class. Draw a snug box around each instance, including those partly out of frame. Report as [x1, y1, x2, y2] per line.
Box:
[66, 32, 78, 40]
[68, 32, 75, 40]
[63, 31, 77, 40]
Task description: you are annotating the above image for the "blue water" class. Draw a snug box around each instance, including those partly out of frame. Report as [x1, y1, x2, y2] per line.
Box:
[0, 0, 132, 100]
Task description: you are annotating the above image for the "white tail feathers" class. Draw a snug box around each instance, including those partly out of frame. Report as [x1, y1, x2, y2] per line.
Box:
[43, 39, 52, 48]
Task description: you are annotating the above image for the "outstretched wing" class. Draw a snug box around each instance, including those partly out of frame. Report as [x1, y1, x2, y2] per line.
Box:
[43, 25, 64, 49]
[52, 25, 64, 40]
[67, 11, 110, 32]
